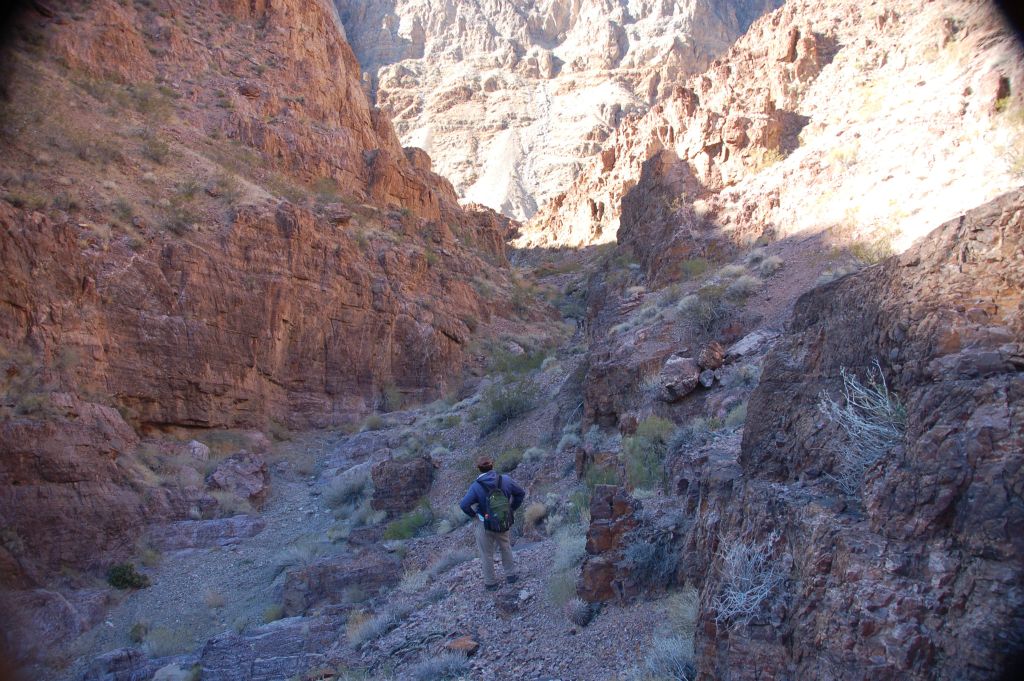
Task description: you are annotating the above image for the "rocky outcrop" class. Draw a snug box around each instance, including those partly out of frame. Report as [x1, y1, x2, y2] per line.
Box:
[207, 453, 271, 509]
[0, 587, 113, 667]
[199, 613, 340, 681]
[369, 455, 435, 515]
[682, 190, 1024, 680]
[0, 396, 160, 586]
[338, 0, 782, 220]
[281, 550, 402, 616]
[522, 0, 1024, 251]
[577, 485, 641, 602]
[146, 515, 267, 552]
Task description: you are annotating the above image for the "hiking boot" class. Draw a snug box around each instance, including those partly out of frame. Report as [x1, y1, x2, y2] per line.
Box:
[484, 582, 500, 591]
[506, 575, 519, 584]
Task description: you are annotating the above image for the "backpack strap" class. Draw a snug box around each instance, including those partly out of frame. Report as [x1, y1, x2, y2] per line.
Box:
[472, 479, 486, 515]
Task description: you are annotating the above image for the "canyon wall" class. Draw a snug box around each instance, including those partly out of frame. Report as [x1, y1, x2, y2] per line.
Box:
[680, 188, 1024, 680]
[336, 0, 782, 220]
[522, 0, 1024, 249]
[0, 0, 525, 586]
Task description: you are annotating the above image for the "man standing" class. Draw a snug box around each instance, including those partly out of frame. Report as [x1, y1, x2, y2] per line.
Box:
[460, 457, 526, 590]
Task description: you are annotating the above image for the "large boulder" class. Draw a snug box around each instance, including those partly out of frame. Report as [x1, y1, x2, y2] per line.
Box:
[281, 550, 402, 616]
[206, 452, 270, 509]
[200, 614, 339, 681]
[655, 355, 701, 402]
[370, 455, 434, 515]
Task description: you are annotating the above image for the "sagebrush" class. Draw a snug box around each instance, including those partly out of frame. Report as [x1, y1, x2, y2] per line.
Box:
[712, 530, 784, 629]
[818, 361, 906, 494]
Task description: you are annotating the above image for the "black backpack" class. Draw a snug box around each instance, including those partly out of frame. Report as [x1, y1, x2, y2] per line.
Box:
[480, 475, 514, 533]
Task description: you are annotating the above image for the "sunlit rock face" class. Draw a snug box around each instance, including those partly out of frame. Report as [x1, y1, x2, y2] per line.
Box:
[519, 0, 1024, 249]
[336, 0, 782, 220]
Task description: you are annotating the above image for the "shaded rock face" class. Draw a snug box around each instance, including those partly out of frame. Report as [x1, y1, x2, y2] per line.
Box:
[0, 397, 159, 586]
[0, 588, 113, 667]
[80, 647, 159, 681]
[338, 0, 782, 220]
[281, 550, 402, 616]
[370, 455, 435, 515]
[688, 190, 1024, 680]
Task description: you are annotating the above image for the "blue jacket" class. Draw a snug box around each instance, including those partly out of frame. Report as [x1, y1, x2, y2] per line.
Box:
[460, 471, 525, 520]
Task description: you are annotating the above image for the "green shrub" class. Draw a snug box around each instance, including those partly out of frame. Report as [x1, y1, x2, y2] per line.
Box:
[583, 465, 619, 489]
[849, 234, 895, 264]
[410, 652, 468, 681]
[522, 501, 548, 527]
[556, 432, 581, 454]
[141, 134, 170, 164]
[635, 416, 674, 441]
[478, 380, 537, 436]
[360, 414, 385, 432]
[129, 621, 149, 644]
[622, 416, 674, 490]
[143, 626, 192, 657]
[428, 548, 473, 577]
[644, 635, 695, 681]
[757, 256, 784, 277]
[724, 402, 748, 428]
[676, 285, 730, 334]
[326, 468, 370, 510]
[107, 563, 150, 590]
[496, 446, 524, 472]
[262, 604, 285, 623]
[383, 503, 434, 540]
[679, 257, 710, 280]
[489, 346, 547, 376]
[379, 382, 403, 412]
[348, 602, 413, 648]
[522, 446, 546, 463]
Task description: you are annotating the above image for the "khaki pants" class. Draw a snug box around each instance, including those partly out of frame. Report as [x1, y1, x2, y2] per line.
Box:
[475, 520, 516, 586]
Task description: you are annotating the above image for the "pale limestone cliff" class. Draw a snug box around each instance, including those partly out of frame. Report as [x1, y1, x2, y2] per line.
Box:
[337, 0, 782, 219]
[520, 0, 1024, 250]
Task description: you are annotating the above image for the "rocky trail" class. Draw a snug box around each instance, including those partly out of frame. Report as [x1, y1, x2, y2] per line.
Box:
[60, 434, 342, 680]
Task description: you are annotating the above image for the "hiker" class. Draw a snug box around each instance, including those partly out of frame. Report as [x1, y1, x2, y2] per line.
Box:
[459, 457, 526, 590]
